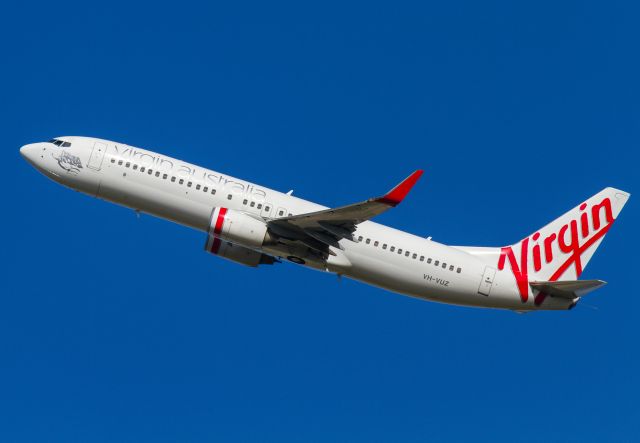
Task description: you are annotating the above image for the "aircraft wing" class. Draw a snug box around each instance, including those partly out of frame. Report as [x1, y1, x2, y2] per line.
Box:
[267, 170, 423, 255]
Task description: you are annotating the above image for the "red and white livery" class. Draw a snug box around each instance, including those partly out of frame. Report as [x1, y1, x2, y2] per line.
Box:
[20, 136, 630, 312]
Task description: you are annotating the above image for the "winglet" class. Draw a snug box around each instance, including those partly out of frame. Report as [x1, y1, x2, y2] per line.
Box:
[376, 170, 424, 206]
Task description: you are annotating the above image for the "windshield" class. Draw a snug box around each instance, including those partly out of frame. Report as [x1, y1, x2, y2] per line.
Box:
[48, 139, 71, 147]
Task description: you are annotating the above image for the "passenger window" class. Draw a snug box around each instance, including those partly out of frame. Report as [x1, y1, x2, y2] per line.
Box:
[419, 256, 424, 262]
[227, 194, 232, 200]
[427, 258, 432, 264]
[243, 199, 248, 205]
[125, 162, 130, 168]
[250, 201, 255, 207]
[457, 268, 462, 273]
[155, 171, 160, 177]
[132, 164, 138, 170]
[374, 241, 379, 247]
[211, 189, 216, 195]
[187, 182, 192, 187]
[434, 260, 439, 266]
[449, 265, 454, 271]
[148, 169, 153, 175]
[171, 176, 176, 182]
[196, 184, 200, 190]
[405, 251, 410, 257]
[398, 249, 402, 254]
[140, 167, 145, 172]
[390, 246, 395, 252]
[118, 160, 123, 165]
[366, 238, 371, 244]
[412, 253, 417, 259]
[358, 236, 363, 242]
[382, 244, 387, 249]
[163, 174, 168, 179]
[265, 206, 270, 211]
[257, 204, 262, 209]
[442, 263, 447, 269]
[179, 179, 184, 185]
[110, 158, 115, 163]
[279, 210, 284, 216]
[203, 186, 208, 192]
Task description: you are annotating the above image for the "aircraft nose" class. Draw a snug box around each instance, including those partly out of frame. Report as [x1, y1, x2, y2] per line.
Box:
[20, 143, 38, 165]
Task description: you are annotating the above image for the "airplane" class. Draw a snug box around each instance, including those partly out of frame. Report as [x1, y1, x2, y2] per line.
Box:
[20, 136, 630, 312]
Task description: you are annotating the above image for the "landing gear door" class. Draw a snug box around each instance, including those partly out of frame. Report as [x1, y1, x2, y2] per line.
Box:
[87, 141, 107, 171]
[478, 266, 496, 296]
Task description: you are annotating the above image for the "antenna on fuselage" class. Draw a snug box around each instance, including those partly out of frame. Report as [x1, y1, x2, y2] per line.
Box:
[286, 190, 293, 195]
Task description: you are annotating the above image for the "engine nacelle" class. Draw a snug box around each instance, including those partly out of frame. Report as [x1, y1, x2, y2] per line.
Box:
[204, 207, 276, 267]
[205, 238, 275, 267]
[207, 207, 269, 249]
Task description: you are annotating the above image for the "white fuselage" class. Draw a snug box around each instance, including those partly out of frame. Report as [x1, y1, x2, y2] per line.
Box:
[20, 136, 575, 311]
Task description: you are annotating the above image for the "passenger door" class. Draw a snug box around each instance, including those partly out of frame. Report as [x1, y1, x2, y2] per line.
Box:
[87, 141, 107, 170]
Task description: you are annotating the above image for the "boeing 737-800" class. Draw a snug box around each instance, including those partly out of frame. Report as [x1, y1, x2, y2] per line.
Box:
[20, 136, 630, 312]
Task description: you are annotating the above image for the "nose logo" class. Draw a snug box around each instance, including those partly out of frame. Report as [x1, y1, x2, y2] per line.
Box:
[51, 151, 83, 175]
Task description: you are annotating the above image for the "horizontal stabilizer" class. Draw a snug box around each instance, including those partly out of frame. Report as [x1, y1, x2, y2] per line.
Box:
[530, 280, 607, 299]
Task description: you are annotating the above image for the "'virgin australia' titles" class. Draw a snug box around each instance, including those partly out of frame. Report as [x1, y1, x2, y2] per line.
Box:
[20, 136, 630, 312]
[113, 144, 268, 200]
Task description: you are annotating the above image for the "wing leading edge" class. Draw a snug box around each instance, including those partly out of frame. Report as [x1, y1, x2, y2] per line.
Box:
[267, 170, 423, 256]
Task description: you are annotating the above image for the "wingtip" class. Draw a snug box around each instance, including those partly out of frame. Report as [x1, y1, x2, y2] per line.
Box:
[377, 169, 424, 206]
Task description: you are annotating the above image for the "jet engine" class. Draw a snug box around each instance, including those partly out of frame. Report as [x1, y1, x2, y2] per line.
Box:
[205, 237, 275, 267]
[204, 207, 276, 267]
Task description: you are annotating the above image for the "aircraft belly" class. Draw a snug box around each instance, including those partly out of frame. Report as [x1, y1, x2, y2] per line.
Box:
[343, 249, 531, 309]
[343, 252, 431, 299]
[97, 173, 211, 231]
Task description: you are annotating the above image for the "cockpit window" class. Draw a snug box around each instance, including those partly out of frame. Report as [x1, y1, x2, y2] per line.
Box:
[47, 139, 72, 147]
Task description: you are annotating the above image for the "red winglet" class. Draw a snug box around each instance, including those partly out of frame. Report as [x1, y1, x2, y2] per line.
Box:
[376, 170, 424, 207]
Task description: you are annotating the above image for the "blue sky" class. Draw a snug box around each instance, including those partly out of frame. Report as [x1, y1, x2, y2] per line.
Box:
[2, 1, 639, 441]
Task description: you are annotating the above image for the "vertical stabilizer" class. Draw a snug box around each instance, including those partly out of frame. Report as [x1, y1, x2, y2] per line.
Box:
[497, 187, 629, 302]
